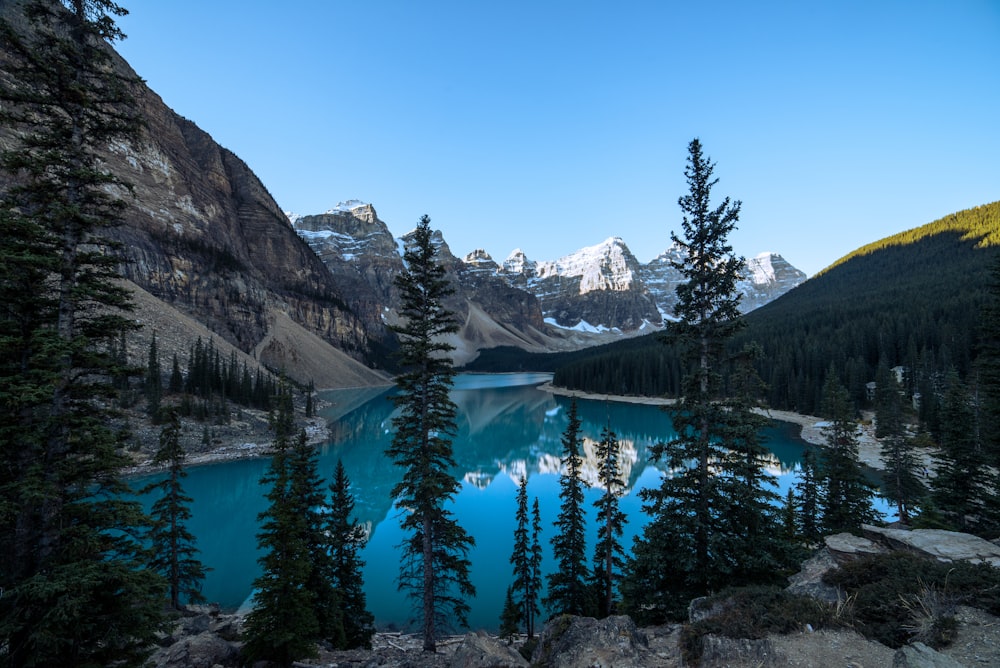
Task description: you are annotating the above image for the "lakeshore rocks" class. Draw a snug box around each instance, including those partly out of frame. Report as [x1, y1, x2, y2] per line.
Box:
[862, 525, 1000, 567]
[530, 614, 649, 668]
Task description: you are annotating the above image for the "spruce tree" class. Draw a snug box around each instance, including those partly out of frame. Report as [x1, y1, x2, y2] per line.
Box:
[0, 1, 166, 664]
[289, 427, 345, 649]
[146, 331, 163, 416]
[529, 498, 544, 629]
[385, 214, 475, 651]
[544, 400, 592, 617]
[976, 256, 1000, 469]
[242, 391, 322, 665]
[499, 586, 521, 643]
[930, 371, 999, 534]
[624, 138, 782, 622]
[876, 368, 925, 524]
[141, 410, 209, 611]
[510, 476, 541, 636]
[795, 447, 823, 544]
[591, 424, 627, 618]
[817, 372, 881, 534]
[327, 459, 376, 649]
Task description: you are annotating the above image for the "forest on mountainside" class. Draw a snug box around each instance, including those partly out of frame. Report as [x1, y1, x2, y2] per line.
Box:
[472, 202, 1000, 418]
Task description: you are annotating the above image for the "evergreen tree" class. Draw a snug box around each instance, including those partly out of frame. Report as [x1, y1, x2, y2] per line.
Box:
[169, 352, 183, 393]
[0, 1, 167, 664]
[327, 459, 376, 649]
[141, 410, 209, 611]
[794, 447, 823, 544]
[930, 371, 999, 534]
[289, 427, 345, 649]
[146, 332, 162, 416]
[975, 255, 1000, 469]
[876, 368, 926, 524]
[817, 372, 881, 534]
[544, 400, 592, 617]
[385, 215, 475, 652]
[242, 391, 322, 665]
[305, 378, 315, 418]
[624, 139, 781, 622]
[529, 498, 544, 630]
[591, 424, 627, 618]
[510, 476, 541, 636]
[499, 586, 521, 643]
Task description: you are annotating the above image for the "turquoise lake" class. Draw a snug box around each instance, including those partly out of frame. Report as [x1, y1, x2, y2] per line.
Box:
[132, 372, 846, 632]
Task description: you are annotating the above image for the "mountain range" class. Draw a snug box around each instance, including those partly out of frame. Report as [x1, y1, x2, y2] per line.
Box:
[290, 201, 806, 364]
[0, 6, 803, 385]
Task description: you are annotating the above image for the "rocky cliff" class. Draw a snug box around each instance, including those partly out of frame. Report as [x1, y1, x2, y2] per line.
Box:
[0, 2, 393, 386]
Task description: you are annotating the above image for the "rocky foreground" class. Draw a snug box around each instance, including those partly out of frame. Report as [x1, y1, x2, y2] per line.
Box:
[151, 526, 1000, 668]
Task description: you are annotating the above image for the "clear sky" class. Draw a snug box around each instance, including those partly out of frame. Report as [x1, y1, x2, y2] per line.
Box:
[115, 1, 1000, 277]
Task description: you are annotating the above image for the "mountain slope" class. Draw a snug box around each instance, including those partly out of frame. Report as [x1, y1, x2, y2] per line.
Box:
[477, 202, 1000, 415]
[0, 2, 393, 387]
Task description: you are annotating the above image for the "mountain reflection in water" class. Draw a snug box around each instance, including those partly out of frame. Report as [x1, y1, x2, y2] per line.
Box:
[133, 373, 812, 632]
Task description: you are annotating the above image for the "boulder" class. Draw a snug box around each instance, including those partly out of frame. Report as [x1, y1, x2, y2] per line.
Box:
[825, 531, 887, 563]
[531, 615, 648, 668]
[451, 631, 528, 668]
[863, 525, 1000, 567]
[892, 642, 967, 668]
[785, 547, 844, 603]
[154, 630, 238, 668]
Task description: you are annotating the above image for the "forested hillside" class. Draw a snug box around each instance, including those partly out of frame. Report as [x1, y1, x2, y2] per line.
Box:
[476, 202, 1000, 417]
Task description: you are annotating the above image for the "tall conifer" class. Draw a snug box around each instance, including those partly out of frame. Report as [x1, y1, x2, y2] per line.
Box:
[386, 215, 475, 651]
[510, 476, 541, 637]
[624, 139, 787, 622]
[817, 372, 881, 534]
[142, 410, 209, 611]
[592, 424, 627, 618]
[545, 400, 592, 617]
[327, 459, 375, 649]
[0, 1, 166, 664]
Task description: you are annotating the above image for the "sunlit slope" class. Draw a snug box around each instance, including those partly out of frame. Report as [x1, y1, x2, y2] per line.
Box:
[493, 201, 1000, 415]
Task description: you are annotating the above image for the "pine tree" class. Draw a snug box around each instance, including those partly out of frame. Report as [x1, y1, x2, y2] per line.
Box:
[591, 424, 627, 618]
[876, 368, 925, 524]
[529, 498, 544, 631]
[624, 139, 781, 622]
[242, 390, 322, 665]
[817, 372, 881, 534]
[976, 256, 1000, 469]
[0, 1, 166, 664]
[795, 447, 823, 544]
[510, 476, 542, 637]
[499, 586, 521, 643]
[930, 371, 999, 534]
[141, 410, 209, 610]
[289, 427, 345, 649]
[327, 459, 376, 649]
[545, 400, 592, 617]
[385, 215, 475, 651]
[169, 352, 183, 393]
[146, 331, 163, 417]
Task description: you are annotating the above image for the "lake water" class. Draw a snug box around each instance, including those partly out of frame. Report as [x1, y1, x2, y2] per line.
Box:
[132, 372, 825, 632]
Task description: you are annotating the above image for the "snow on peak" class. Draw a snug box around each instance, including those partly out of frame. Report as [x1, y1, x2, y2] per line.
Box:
[324, 199, 370, 214]
[284, 211, 301, 226]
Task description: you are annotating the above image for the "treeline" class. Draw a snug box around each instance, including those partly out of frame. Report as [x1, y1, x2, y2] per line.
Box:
[550, 203, 1000, 418]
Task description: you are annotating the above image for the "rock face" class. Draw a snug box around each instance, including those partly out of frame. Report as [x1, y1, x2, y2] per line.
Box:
[862, 525, 1000, 567]
[0, 4, 393, 386]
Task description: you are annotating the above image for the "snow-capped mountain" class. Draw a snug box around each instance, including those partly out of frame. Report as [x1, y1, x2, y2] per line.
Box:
[290, 202, 806, 358]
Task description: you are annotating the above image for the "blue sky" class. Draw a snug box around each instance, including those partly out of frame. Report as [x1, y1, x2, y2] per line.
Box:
[116, 1, 999, 277]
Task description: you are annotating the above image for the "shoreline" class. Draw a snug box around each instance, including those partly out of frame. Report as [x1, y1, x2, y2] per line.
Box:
[538, 382, 889, 470]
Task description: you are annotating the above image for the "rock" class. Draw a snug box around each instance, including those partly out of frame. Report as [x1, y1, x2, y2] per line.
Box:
[153, 630, 239, 668]
[531, 615, 648, 668]
[451, 631, 528, 668]
[786, 547, 846, 603]
[697, 634, 775, 667]
[863, 525, 1000, 567]
[893, 642, 968, 667]
[825, 531, 887, 563]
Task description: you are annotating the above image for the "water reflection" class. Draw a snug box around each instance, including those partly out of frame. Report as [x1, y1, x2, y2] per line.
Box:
[132, 373, 812, 632]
